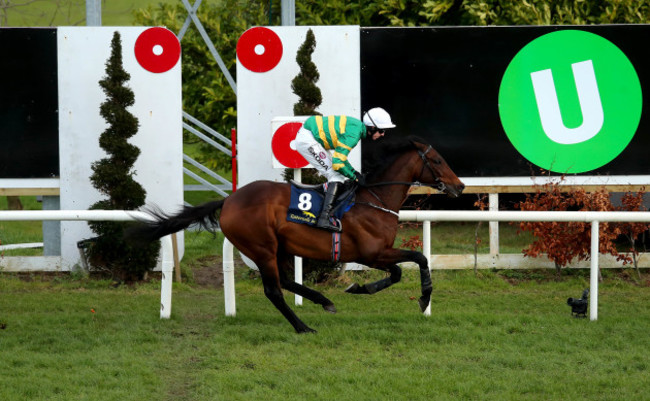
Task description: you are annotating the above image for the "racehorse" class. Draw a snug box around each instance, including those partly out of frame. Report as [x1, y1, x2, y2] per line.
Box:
[128, 136, 464, 333]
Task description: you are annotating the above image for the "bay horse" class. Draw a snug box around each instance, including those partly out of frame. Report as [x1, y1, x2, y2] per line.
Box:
[128, 136, 464, 333]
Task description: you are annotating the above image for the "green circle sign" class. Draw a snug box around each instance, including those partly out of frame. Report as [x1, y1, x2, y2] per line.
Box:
[498, 30, 642, 173]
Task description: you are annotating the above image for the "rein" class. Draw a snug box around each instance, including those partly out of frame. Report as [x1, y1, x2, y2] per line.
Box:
[355, 200, 400, 217]
[356, 145, 445, 217]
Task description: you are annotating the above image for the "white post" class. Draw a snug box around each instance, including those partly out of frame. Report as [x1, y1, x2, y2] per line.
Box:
[223, 238, 236, 316]
[489, 193, 499, 255]
[159, 235, 174, 319]
[293, 168, 303, 306]
[423, 220, 432, 316]
[85, 0, 101, 26]
[590, 220, 599, 321]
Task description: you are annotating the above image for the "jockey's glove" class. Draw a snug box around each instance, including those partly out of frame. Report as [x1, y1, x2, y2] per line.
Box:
[354, 171, 366, 186]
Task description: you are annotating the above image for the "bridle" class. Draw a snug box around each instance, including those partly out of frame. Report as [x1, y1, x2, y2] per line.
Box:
[356, 144, 447, 216]
[364, 145, 446, 192]
[416, 144, 447, 193]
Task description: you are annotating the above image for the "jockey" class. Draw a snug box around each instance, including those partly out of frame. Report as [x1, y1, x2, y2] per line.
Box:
[294, 107, 396, 232]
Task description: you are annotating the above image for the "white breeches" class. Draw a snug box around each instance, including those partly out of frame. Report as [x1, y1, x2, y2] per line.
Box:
[294, 127, 347, 183]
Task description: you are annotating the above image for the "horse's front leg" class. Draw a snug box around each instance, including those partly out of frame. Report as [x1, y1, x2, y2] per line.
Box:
[399, 249, 432, 312]
[347, 249, 432, 313]
[412, 251, 433, 312]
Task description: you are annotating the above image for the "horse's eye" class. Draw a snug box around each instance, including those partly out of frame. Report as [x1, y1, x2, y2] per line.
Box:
[433, 159, 442, 165]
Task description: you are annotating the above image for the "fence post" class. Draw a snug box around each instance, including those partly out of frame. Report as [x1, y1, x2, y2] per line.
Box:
[489, 193, 499, 255]
[223, 238, 236, 316]
[293, 168, 303, 306]
[590, 220, 599, 321]
[160, 235, 174, 319]
[423, 220, 432, 316]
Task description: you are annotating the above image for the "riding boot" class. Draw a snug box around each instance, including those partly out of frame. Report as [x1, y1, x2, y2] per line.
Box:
[316, 182, 342, 232]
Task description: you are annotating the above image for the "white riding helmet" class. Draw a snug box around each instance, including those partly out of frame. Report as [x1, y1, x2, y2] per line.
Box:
[363, 107, 396, 129]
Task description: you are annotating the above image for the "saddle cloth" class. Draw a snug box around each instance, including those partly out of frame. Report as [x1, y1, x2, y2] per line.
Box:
[286, 182, 355, 227]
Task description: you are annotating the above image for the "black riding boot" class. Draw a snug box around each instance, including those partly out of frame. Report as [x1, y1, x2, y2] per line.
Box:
[316, 182, 342, 232]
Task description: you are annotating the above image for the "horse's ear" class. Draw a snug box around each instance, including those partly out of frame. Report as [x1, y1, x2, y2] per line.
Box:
[408, 138, 427, 151]
[407, 135, 428, 148]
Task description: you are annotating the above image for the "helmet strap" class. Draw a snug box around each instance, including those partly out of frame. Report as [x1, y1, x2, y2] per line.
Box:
[365, 110, 379, 128]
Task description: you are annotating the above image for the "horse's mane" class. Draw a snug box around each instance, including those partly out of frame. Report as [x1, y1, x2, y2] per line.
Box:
[362, 135, 427, 182]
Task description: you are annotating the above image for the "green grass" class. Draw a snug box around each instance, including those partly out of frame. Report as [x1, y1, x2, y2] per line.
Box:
[1, 269, 650, 400]
[3, 0, 179, 27]
[0, 197, 44, 256]
[397, 221, 534, 254]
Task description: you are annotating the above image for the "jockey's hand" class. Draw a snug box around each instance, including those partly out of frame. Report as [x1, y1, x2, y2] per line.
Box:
[354, 171, 366, 186]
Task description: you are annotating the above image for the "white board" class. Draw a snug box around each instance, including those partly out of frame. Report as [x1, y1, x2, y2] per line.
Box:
[57, 27, 183, 270]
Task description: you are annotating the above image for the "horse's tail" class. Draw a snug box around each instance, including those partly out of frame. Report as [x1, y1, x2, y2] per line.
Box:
[125, 200, 225, 243]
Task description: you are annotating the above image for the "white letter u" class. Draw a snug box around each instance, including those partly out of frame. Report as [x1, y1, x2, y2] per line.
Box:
[530, 60, 604, 145]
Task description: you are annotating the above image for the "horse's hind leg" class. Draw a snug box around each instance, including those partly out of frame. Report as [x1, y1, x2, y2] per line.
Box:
[277, 253, 336, 313]
[345, 264, 402, 295]
[257, 258, 317, 334]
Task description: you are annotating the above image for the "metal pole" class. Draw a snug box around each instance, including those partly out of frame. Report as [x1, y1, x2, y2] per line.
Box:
[281, 0, 295, 26]
[86, 0, 101, 26]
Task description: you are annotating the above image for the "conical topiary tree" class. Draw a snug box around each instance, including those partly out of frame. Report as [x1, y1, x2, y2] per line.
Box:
[87, 31, 159, 282]
[285, 28, 324, 185]
[291, 28, 322, 116]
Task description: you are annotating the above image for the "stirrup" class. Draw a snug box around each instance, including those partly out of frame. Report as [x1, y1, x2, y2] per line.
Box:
[316, 216, 342, 232]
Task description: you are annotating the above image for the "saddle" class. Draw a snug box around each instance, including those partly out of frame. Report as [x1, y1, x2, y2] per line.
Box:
[286, 180, 356, 228]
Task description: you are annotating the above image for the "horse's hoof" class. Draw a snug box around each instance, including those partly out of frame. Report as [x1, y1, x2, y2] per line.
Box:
[323, 303, 337, 314]
[297, 327, 317, 334]
[345, 283, 361, 293]
[418, 296, 430, 312]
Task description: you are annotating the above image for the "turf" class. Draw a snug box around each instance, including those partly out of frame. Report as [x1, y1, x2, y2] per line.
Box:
[1, 269, 650, 400]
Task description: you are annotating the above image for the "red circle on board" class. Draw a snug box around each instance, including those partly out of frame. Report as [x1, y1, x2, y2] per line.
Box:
[236, 27, 283, 73]
[272, 122, 308, 168]
[134, 27, 181, 73]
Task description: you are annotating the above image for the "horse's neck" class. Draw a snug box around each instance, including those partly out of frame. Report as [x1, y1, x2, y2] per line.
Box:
[362, 152, 419, 211]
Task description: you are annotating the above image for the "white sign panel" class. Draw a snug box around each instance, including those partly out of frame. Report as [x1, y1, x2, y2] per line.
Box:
[236, 26, 361, 187]
[58, 27, 183, 270]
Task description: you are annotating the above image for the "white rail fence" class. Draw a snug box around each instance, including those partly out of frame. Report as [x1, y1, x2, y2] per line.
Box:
[4, 210, 650, 322]
[223, 210, 650, 322]
[0, 210, 175, 319]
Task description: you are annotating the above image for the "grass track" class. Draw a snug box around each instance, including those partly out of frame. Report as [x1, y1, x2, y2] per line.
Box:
[2, 269, 650, 400]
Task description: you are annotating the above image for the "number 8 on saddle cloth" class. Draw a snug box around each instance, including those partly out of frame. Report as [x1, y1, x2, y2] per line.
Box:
[286, 183, 355, 228]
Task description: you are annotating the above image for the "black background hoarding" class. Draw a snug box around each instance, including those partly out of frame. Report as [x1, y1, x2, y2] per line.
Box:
[360, 25, 649, 178]
[0, 28, 59, 179]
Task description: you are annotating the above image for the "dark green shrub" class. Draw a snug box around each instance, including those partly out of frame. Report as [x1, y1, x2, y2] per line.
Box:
[87, 31, 159, 282]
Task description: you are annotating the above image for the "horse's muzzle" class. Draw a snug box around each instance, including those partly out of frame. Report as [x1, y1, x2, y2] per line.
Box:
[446, 182, 465, 198]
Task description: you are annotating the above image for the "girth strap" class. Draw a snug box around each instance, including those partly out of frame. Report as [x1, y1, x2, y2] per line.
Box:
[332, 232, 342, 262]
